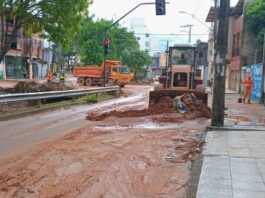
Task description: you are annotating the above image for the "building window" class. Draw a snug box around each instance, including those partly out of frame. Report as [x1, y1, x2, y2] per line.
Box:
[6, 36, 17, 49]
[232, 32, 241, 57]
[137, 37, 140, 40]
[145, 41, 149, 47]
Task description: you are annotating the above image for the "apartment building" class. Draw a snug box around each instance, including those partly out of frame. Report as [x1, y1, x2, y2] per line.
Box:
[0, 13, 48, 80]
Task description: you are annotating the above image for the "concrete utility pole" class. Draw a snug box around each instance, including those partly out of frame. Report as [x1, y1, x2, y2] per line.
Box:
[180, 24, 193, 43]
[260, 32, 265, 104]
[211, 0, 230, 126]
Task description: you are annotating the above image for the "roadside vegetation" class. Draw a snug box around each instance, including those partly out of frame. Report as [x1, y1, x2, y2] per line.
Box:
[69, 17, 152, 79]
[245, 0, 265, 44]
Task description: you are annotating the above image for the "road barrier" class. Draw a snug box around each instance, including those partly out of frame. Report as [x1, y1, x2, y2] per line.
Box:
[0, 86, 120, 103]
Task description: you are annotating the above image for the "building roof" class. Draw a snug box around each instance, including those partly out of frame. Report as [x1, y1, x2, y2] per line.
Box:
[205, 7, 216, 23]
[205, 0, 244, 22]
[231, 0, 244, 16]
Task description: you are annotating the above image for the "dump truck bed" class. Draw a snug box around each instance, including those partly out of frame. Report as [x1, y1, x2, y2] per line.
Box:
[74, 66, 102, 78]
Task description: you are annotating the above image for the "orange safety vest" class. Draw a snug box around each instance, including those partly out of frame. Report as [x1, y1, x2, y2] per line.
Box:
[47, 71, 52, 80]
[243, 78, 253, 97]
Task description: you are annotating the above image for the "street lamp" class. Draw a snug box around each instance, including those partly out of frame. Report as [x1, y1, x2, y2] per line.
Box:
[178, 10, 211, 29]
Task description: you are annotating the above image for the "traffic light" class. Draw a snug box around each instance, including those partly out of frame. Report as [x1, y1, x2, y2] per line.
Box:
[155, 0, 166, 15]
[104, 38, 110, 55]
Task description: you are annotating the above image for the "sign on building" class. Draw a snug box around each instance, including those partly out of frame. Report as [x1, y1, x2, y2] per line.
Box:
[251, 63, 263, 102]
[0, 61, 3, 79]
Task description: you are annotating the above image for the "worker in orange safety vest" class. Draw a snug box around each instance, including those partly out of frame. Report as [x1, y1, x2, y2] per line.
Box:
[241, 76, 253, 104]
[47, 70, 52, 82]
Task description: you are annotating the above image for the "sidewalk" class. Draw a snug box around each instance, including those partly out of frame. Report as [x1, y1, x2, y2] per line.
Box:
[196, 93, 265, 198]
[196, 128, 265, 198]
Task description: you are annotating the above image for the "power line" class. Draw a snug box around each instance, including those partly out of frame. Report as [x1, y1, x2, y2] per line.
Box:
[133, 32, 212, 36]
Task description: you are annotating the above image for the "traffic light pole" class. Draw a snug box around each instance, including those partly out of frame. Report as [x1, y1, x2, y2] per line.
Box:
[211, 0, 230, 126]
[103, 30, 107, 87]
[103, 2, 169, 86]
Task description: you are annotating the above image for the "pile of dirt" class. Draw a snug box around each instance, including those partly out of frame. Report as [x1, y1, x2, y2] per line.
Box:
[0, 81, 73, 93]
[87, 93, 211, 121]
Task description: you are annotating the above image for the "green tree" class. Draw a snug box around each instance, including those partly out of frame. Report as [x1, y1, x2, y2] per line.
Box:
[74, 17, 139, 65]
[121, 49, 152, 79]
[0, 0, 90, 63]
[245, 0, 265, 44]
[74, 18, 106, 65]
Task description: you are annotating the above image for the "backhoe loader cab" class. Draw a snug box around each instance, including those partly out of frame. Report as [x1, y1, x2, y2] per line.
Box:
[149, 44, 207, 107]
[168, 45, 195, 89]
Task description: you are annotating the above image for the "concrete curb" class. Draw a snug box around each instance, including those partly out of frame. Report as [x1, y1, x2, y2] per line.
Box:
[207, 125, 265, 131]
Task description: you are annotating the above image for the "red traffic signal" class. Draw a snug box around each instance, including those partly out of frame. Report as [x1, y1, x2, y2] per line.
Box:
[104, 38, 110, 55]
[104, 38, 110, 46]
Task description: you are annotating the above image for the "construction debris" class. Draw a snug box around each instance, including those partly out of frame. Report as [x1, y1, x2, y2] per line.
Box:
[87, 93, 211, 121]
[0, 81, 73, 94]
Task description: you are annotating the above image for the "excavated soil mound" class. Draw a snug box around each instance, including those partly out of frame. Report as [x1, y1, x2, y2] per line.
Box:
[87, 94, 211, 121]
[0, 81, 73, 93]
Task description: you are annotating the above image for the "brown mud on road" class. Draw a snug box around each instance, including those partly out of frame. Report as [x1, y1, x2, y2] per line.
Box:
[0, 87, 210, 198]
[87, 95, 211, 121]
[0, 117, 207, 198]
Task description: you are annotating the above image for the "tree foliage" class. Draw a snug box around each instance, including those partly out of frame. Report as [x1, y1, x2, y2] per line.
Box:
[121, 49, 152, 79]
[74, 17, 140, 66]
[0, 0, 90, 63]
[245, 0, 265, 44]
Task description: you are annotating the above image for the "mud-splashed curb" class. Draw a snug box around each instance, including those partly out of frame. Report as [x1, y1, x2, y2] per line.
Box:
[207, 125, 265, 131]
[186, 127, 208, 197]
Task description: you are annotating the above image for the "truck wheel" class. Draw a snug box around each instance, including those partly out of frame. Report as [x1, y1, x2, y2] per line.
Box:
[85, 78, 93, 86]
[108, 79, 114, 86]
[78, 78, 85, 86]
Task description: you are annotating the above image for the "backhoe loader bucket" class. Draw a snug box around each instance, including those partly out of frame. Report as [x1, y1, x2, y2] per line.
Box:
[149, 89, 208, 108]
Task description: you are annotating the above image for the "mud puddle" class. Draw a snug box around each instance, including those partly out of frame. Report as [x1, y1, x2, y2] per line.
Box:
[95, 123, 181, 130]
[225, 109, 263, 126]
[95, 118, 201, 131]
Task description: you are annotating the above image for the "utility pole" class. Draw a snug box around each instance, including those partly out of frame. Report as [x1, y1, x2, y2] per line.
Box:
[260, 32, 265, 104]
[180, 24, 193, 43]
[211, 0, 230, 126]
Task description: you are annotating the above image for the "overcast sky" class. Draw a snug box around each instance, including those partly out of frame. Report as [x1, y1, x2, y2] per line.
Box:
[90, 0, 239, 43]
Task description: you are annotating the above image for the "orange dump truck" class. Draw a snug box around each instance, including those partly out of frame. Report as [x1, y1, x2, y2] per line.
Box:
[74, 60, 134, 87]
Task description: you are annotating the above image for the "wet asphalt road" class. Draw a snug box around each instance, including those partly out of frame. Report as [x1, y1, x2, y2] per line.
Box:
[0, 85, 151, 157]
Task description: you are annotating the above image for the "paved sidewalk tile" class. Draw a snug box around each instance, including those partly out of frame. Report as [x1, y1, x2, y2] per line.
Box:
[196, 130, 265, 198]
[233, 190, 265, 198]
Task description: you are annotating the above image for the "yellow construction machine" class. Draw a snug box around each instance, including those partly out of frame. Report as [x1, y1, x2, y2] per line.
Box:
[149, 44, 208, 107]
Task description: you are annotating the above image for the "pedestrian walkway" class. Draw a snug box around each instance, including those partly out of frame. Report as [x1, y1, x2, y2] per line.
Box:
[196, 127, 265, 198]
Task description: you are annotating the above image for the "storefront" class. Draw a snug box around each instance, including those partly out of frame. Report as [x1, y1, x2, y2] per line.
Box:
[5, 56, 23, 79]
